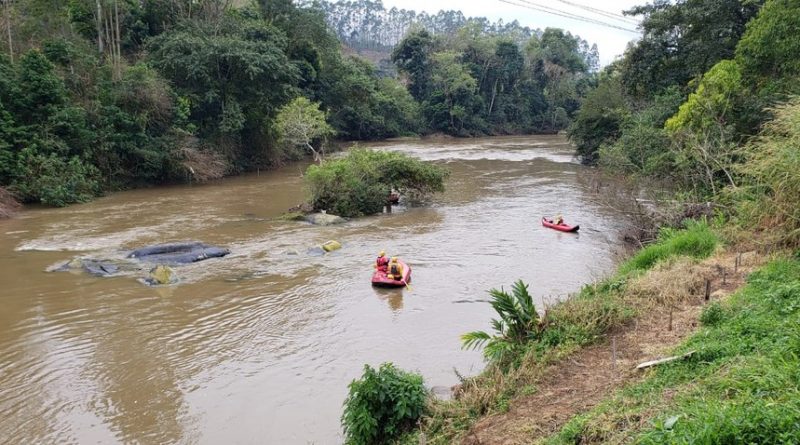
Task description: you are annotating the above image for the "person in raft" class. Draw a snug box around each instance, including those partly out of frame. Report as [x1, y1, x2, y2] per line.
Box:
[554, 214, 564, 225]
[387, 257, 404, 281]
[375, 250, 390, 273]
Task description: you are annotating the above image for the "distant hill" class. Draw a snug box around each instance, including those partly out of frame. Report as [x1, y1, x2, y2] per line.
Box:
[317, 0, 597, 72]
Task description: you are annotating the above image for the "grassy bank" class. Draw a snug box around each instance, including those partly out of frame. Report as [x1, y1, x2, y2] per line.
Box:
[547, 256, 800, 444]
[410, 221, 723, 444]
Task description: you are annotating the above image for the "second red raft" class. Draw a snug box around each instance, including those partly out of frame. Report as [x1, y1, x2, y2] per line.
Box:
[542, 217, 580, 232]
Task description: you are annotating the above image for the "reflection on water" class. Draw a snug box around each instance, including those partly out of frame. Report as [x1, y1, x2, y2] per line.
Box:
[0, 135, 633, 444]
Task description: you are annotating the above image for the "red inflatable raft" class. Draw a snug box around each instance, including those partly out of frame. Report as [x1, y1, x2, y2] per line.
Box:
[542, 217, 580, 233]
[372, 260, 412, 288]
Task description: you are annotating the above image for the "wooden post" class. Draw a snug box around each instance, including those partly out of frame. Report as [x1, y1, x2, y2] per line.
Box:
[723, 269, 727, 285]
[611, 336, 617, 373]
[668, 308, 673, 331]
[705, 279, 711, 302]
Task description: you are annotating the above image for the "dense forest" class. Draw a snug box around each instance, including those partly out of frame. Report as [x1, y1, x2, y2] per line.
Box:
[569, 0, 800, 201]
[0, 0, 597, 208]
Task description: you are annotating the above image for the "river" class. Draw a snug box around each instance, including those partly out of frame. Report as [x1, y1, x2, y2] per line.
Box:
[0, 135, 632, 444]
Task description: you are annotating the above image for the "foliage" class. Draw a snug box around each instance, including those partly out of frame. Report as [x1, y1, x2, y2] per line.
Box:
[462, 280, 541, 363]
[568, 72, 627, 162]
[546, 258, 800, 445]
[274, 97, 334, 161]
[620, 0, 763, 99]
[597, 87, 683, 175]
[304, 149, 448, 217]
[736, 99, 800, 247]
[619, 220, 719, 275]
[341, 363, 428, 445]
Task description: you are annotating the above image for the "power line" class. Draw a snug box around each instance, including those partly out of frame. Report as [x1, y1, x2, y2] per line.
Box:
[553, 0, 640, 25]
[498, 0, 640, 34]
[516, 0, 639, 31]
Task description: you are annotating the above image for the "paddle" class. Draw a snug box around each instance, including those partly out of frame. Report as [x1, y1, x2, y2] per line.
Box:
[400, 278, 412, 291]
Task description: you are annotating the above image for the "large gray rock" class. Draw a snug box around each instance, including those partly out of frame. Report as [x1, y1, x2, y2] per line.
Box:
[48, 258, 130, 277]
[127, 242, 230, 265]
[304, 213, 346, 226]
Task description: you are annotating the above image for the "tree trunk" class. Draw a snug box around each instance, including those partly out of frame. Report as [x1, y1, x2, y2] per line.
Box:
[488, 78, 499, 116]
[96, 0, 103, 53]
[3, 0, 12, 61]
[114, 0, 121, 80]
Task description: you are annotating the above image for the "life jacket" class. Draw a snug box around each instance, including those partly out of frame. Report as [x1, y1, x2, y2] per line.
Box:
[377, 256, 389, 269]
[389, 262, 401, 276]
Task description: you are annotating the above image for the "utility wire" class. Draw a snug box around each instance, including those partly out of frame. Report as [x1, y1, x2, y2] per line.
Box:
[518, 0, 639, 30]
[553, 0, 639, 25]
[498, 0, 640, 34]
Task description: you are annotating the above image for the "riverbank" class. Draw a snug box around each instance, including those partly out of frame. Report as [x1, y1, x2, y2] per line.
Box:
[406, 222, 784, 444]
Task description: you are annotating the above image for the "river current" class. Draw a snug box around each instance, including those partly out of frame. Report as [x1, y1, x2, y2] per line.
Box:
[0, 135, 631, 444]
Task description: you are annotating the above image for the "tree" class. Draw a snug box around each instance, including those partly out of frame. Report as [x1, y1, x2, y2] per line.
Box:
[391, 28, 434, 101]
[620, 0, 763, 99]
[274, 96, 334, 162]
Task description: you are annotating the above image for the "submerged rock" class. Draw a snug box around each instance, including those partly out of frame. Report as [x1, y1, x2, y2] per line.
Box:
[127, 242, 230, 265]
[48, 258, 128, 277]
[307, 246, 326, 257]
[304, 213, 346, 226]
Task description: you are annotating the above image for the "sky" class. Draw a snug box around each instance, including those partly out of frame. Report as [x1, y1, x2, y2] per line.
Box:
[371, 0, 646, 66]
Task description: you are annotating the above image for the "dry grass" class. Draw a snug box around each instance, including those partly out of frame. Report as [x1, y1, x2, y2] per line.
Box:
[625, 258, 711, 307]
[178, 136, 230, 182]
[0, 187, 20, 218]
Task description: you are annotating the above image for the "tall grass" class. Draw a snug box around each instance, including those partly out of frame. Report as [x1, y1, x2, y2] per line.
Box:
[619, 220, 718, 274]
[736, 98, 800, 247]
[547, 258, 800, 444]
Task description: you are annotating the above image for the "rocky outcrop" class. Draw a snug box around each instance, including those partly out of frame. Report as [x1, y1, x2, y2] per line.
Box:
[304, 213, 346, 226]
[127, 242, 230, 265]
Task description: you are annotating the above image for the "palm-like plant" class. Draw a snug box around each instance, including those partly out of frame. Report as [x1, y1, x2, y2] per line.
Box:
[461, 280, 540, 362]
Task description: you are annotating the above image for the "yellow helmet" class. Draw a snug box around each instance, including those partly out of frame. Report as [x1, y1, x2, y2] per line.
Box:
[390, 257, 398, 262]
[379, 250, 385, 257]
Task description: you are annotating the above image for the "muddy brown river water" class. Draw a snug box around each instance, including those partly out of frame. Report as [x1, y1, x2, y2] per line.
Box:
[0, 135, 633, 444]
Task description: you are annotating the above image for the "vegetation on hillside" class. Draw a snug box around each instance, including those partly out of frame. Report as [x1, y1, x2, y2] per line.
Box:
[0, 0, 597, 210]
[547, 257, 800, 444]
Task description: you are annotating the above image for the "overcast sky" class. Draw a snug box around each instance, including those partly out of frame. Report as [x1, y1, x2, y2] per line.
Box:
[368, 0, 646, 66]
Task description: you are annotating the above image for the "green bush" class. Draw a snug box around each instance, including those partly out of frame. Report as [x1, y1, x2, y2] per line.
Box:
[462, 280, 541, 363]
[14, 150, 100, 206]
[619, 221, 719, 274]
[342, 363, 428, 445]
[305, 149, 448, 217]
[700, 302, 727, 326]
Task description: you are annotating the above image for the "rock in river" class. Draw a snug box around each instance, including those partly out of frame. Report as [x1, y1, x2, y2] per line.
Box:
[143, 265, 178, 286]
[304, 213, 346, 226]
[127, 242, 230, 265]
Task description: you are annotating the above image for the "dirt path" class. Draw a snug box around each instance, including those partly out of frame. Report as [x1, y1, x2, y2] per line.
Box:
[462, 252, 755, 445]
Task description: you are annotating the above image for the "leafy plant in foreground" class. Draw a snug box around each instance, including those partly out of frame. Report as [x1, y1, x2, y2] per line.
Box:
[462, 280, 541, 362]
[342, 363, 427, 445]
